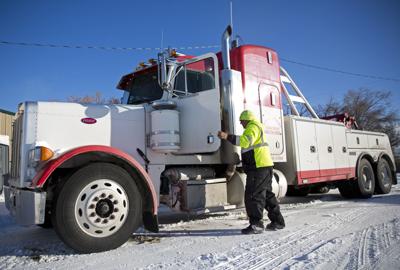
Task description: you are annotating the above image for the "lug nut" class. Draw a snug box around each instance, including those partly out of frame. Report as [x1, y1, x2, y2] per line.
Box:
[101, 193, 106, 198]
[114, 208, 119, 213]
[95, 218, 101, 223]
[110, 215, 115, 220]
[103, 219, 108, 224]
[93, 197, 99, 202]
[90, 213, 96, 217]
[113, 200, 118, 205]
[89, 204, 95, 209]
[108, 195, 114, 199]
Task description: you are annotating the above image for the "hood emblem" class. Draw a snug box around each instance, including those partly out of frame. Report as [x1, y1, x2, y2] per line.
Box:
[81, 118, 97, 124]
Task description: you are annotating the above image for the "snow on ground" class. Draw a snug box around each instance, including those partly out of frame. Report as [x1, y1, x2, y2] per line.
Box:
[1, 178, 400, 270]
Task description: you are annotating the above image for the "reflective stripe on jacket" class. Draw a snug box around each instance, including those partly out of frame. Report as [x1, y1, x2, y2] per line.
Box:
[228, 119, 274, 171]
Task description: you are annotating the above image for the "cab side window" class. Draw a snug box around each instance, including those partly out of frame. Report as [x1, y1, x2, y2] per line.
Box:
[174, 57, 215, 95]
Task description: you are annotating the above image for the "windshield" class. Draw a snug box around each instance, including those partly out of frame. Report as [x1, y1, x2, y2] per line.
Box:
[127, 71, 163, 105]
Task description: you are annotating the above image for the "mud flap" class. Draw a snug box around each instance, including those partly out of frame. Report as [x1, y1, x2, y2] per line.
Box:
[143, 212, 159, 233]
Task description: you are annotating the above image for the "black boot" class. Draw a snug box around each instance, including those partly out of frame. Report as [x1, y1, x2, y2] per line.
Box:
[265, 222, 285, 231]
[241, 224, 264, 234]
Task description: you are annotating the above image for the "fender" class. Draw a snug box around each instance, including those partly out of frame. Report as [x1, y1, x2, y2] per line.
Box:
[354, 152, 374, 178]
[31, 145, 158, 215]
[378, 151, 395, 166]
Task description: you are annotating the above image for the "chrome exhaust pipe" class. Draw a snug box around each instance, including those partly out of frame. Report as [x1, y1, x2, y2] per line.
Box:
[221, 25, 232, 70]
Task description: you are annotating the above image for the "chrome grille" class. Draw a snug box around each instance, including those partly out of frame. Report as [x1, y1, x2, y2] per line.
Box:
[11, 111, 23, 178]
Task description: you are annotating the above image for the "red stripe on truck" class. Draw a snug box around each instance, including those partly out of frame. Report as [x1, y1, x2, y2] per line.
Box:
[297, 167, 355, 185]
[31, 145, 158, 214]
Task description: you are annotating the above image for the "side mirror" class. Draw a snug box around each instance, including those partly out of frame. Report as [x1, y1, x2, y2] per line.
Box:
[158, 51, 180, 97]
[158, 51, 170, 91]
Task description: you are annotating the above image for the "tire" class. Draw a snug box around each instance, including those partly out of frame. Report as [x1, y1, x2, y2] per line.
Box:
[375, 159, 392, 194]
[52, 163, 142, 253]
[286, 186, 310, 197]
[355, 158, 375, 198]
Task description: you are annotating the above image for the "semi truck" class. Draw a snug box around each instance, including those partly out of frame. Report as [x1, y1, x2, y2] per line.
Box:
[3, 26, 397, 253]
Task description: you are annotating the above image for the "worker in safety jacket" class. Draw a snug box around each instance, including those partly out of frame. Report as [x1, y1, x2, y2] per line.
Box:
[218, 110, 285, 234]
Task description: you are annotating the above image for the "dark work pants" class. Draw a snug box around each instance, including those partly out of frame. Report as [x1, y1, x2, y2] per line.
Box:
[245, 167, 285, 226]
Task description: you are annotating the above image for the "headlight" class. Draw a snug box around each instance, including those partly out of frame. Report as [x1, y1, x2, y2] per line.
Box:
[28, 146, 54, 167]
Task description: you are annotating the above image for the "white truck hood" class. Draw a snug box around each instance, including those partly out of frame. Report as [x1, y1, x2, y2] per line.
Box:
[27, 101, 146, 163]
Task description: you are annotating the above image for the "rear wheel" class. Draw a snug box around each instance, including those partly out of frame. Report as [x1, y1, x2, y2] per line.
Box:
[52, 163, 142, 253]
[375, 159, 392, 194]
[339, 158, 375, 199]
[356, 159, 375, 198]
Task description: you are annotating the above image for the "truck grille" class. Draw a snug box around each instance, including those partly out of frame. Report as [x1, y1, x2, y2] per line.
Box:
[11, 111, 23, 178]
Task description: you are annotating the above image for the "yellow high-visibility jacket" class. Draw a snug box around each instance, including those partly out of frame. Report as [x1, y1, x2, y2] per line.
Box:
[228, 119, 274, 171]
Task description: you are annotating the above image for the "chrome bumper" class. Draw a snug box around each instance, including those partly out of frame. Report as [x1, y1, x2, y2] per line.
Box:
[4, 185, 46, 225]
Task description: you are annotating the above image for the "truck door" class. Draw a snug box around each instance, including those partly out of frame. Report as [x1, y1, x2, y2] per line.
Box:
[172, 53, 221, 154]
[258, 83, 285, 157]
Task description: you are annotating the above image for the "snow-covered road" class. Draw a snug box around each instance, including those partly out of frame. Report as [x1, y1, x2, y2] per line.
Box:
[1, 181, 399, 270]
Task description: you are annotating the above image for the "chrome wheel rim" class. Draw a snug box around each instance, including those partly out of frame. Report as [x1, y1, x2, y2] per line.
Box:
[380, 164, 391, 188]
[361, 166, 373, 191]
[75, 179, 129, 237]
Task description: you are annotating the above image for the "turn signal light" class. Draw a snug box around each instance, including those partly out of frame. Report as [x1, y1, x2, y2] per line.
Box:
[28, 146, 55, 168]
[40, 146, 54, 161]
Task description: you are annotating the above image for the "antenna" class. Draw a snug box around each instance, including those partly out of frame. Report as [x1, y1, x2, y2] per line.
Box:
[229, 1, 240, 48]
[230, 1, 233, 31]
[161, 29, 164, 51]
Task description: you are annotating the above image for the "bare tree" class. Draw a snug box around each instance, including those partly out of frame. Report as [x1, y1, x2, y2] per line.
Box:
[317, 88, 400, 148]
[315, 97, 342, 118]
[68, 91, 120, 105]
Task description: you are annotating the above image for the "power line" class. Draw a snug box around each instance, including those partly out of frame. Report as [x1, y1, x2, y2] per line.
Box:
[0, 40, 219, 51]
[280, 58, 400, 83]
[1, 39, 399, 83]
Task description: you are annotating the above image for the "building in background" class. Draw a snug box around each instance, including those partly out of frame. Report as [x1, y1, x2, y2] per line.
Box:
[0, 108, 14, 144]
[0, 109, 13, 191]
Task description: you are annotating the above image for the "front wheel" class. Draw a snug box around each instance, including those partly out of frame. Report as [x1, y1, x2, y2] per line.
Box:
[52, 163, 142, 253]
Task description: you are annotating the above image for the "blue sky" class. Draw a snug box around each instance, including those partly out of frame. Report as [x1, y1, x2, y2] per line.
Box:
[0, 0, 399, 113]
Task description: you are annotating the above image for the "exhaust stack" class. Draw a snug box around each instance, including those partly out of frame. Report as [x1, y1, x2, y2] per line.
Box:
[221, 25, 232, 70]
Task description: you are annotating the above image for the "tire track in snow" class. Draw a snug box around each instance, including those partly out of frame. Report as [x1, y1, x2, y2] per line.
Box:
[366, 218, 400, 270]
[212, 208, 367, 270]
[353, 218, 400, 270]
[357, 227, 369, 268]
[209, 227, 314, 270]
[383, 222, 391, 248]
[237, 229, 321, 270]
[283, 218, 400, 270]
[250, 210, 367, 270]
[211, 220, 325, 270]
